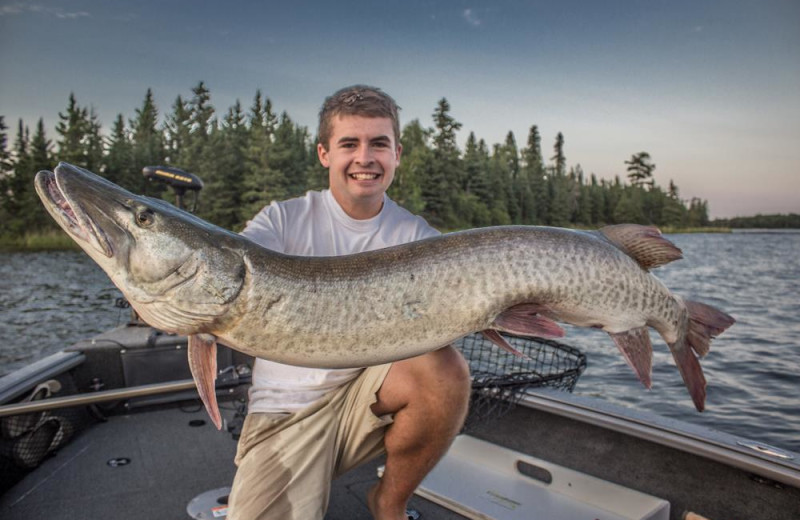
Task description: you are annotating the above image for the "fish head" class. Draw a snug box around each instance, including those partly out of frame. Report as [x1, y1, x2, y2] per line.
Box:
[35, 162, 247, 334]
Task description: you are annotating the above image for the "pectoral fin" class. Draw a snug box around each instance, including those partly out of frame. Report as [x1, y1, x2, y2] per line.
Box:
[188, 333, 221, 429]
[610, 327, 653, 389]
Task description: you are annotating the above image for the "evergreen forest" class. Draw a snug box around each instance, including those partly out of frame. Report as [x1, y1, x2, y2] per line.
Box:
[1, 83, 728, 241]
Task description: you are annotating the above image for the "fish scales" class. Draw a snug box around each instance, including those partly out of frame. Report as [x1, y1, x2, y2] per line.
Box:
[221, 227, 675, 368]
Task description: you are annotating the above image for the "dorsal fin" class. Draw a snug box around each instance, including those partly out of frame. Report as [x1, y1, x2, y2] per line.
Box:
[599, 224, 683, 270]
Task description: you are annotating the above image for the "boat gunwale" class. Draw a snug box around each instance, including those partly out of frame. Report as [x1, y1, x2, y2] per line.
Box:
[520, 389, 800, 488]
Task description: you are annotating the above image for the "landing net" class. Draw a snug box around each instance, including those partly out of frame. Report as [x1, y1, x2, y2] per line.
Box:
[455, 333, 586, 429]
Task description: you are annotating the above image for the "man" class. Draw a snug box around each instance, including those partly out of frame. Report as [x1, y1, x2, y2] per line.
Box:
[228, 85, 472, 520]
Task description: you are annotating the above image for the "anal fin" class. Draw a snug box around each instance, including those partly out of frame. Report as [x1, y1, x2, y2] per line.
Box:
[610, 327, 653, 389]
[667, 341, 707, 412]
[188, 333, 222, 429]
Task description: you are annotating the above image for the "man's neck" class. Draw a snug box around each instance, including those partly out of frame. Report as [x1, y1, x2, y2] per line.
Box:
[331, 191, 384, 220]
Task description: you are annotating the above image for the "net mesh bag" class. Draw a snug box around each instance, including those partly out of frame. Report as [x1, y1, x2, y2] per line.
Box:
[454, 333, 586, 429]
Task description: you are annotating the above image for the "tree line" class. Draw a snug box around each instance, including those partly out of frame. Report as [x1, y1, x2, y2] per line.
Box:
[711, 214, 800, 229]
[1, 82, 713, 238]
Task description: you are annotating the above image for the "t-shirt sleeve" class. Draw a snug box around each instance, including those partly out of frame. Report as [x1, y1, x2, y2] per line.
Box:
[241, 202, 285, 253]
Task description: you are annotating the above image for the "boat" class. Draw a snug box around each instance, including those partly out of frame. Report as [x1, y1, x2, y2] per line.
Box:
[1, 320, 798, 520]
[2, 168, 798, 519]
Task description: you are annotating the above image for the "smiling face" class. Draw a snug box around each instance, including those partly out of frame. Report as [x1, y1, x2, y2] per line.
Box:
[318, 114, 402, 220]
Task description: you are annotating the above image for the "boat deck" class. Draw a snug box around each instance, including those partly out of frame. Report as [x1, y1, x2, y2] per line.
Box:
[0, 402, 465, 520]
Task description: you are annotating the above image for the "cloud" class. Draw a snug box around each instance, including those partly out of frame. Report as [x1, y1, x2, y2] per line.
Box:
[0, 3, 89, 19]
[462, 8, 481, 27]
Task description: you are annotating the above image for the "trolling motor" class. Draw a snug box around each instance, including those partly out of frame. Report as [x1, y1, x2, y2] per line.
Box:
[142, 166, 204, 212]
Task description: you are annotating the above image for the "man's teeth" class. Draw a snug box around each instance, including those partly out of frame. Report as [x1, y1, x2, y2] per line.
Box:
[349, 173, 380, 180]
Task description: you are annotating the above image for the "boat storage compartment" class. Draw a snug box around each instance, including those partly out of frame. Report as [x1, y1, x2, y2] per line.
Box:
[120, 342, 233, 408]
[121, 342, 232, 388]
[417, 435, 669, 520]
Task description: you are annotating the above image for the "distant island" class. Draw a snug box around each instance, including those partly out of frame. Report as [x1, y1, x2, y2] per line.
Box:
[711, 213, 800, 229]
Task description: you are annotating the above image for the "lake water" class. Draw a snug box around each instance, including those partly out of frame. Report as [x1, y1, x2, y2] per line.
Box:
[1, 231, 799, 452]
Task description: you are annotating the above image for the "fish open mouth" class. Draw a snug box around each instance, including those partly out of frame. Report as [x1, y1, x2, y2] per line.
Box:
[35, 169, 113, 257]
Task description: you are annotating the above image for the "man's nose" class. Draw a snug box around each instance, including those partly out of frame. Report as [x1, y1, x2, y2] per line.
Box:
[355, 145, 374, 165]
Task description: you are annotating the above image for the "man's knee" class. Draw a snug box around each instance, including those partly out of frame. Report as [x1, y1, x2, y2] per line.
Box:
[417, 346, 472, 412]
[434, 346, 471, 392]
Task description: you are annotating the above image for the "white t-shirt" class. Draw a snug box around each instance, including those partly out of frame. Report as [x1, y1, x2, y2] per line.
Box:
[241, 189, 439, 413]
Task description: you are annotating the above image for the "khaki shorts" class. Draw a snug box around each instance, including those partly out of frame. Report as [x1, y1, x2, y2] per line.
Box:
[227, 363, 393, 520]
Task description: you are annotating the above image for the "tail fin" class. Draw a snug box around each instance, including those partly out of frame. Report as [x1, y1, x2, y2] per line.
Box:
[669, 300, 735, 411]
[684, 300, 736, 357]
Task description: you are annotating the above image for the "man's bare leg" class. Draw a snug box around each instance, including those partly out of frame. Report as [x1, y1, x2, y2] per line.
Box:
[368, 346, 471, 520]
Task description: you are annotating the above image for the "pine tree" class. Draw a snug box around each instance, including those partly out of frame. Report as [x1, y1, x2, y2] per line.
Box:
[589, 174, 604, 225]
[573, 165, 592, 225]
[687, 198, 709, 227]
[521, 125, 546, 224]
[662, 179, 686, 227]
[185, 82, 215, 179]
[130, 88, 165, 193]
[164, 95, 192, 167]
[501, 132, 522, 223]
[547, 133, 570, 225]
[56, 93, 89, 167]
[3, 119, 53, 234]
[486, 144, 512, 225]
[424, 98, 462, 228]
[462, 132, 488, 200]
[0, 116, 11, 227]
[389, 119, 429, 215]
[85, 108, 104, 173]
[2, 121, 30, 235]
[0, 116, 11, 176]
[458, 132, 491, 226]
[625, 152, 655, 188]
[242, 90, 280, 218]
[204, 100, 248, 229]
[258, 112, 306, 202]
[551, 132, 566, 177]
[27, 119, 55, 230]
[614, 187, 646, 223]
[170, 82, 216, 215]
[290, 124, 312, 197]
[105, 114, 134, 186]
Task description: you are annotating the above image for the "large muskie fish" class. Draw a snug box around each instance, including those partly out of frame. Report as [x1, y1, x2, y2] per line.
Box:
[35, 163, 734, 428]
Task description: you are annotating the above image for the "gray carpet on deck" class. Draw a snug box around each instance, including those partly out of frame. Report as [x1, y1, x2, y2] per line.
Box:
[0, 404, 465, 520]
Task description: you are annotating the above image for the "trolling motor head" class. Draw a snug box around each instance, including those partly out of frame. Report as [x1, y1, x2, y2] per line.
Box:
[142, 166, 203, 211]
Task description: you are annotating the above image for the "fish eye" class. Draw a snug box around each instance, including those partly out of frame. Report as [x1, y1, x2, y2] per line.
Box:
[135, 208, 155, 227]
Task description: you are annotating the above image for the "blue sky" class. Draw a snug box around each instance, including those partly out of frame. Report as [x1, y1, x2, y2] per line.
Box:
[1, 0, 798, 218]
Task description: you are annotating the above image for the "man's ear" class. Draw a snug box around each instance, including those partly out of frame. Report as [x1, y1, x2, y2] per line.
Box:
[317, 142, 330, 168]
[395, 143, 403, 166]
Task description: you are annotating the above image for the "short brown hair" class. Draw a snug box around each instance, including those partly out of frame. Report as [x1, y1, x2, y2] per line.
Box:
[317, 85, 401, 150]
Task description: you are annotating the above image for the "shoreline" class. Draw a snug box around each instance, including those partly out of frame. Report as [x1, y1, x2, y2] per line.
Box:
[0, 226, 737, 252]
